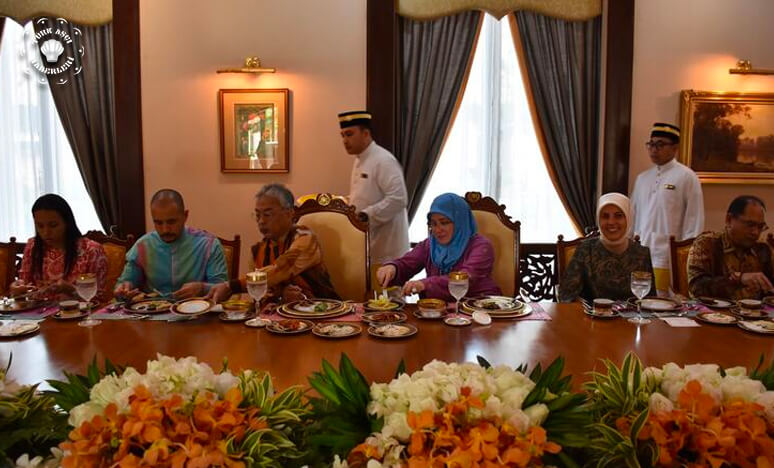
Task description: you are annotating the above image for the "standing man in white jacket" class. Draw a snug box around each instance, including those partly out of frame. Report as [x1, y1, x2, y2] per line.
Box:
[339, 110, 410, 264]
[632, 122, 705, 294]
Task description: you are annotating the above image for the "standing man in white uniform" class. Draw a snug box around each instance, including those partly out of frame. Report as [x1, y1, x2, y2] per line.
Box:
[631, 122, 705, 294]
[339, 110, 410, 264]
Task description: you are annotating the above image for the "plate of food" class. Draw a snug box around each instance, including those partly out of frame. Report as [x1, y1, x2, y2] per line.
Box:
[172, 298, 212, 316]
[458, 303, 532, 319]
[0, 320, 40, 337]
[363, 296, 402, 312]
[368, 323, 417, 339]
[127, 299, 174, 314]
[279, 299, 348, 319]
[629, 297, 682, 312]
[0, 299, 52, 313]
[312, 322, 362, 338]
[462, 296, 524, 314]
[266, 319, 313, 334]
[361, 311, 407, 324]
[696, 297, 735, 309]
[583, 308, 619, 319]
[738, 319, 774, 335]
[694, 312, 738, 326]
[218, 310, 255, 322]
[244, 317, 271, 328]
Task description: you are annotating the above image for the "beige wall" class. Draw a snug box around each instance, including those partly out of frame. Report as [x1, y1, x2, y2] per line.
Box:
[140, 0, 365, 275]
[630, 0, 774, 232]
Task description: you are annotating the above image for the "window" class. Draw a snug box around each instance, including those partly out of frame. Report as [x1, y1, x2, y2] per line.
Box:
[0, 20, 101, 241]
[408, 14, 578, 243]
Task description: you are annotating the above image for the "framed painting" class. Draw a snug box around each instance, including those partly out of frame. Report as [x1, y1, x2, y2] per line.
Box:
[219, 89, 289, 173]
[679, 90, 774, 183]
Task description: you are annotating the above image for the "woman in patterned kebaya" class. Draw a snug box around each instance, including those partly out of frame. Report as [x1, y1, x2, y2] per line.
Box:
[10, 194, 107, 301]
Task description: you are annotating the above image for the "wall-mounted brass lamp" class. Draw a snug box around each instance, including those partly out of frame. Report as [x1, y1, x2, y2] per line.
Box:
[217, 57, 276, 74]
[729, 59, 774, 75]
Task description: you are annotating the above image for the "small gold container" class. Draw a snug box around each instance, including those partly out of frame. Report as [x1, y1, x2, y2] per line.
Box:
[449, 271, 469, 281]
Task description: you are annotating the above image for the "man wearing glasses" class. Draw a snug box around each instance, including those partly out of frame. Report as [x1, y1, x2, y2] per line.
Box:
[631, 123, 704, 294]
[687, 196, 773, 300]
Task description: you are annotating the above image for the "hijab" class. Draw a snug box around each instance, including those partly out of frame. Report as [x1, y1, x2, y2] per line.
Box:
[428, 193, 477, 274]
[596, 192, 632, 253]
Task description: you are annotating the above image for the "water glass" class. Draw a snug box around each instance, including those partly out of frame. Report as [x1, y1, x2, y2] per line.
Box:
[448, 271, 469, 314]
[76, 273, 101, 327]
[246, 271, 268, 312]
[628, 271, 652, 325]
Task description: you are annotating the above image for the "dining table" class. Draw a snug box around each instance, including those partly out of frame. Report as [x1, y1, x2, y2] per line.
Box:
[2, 302, 774, 390]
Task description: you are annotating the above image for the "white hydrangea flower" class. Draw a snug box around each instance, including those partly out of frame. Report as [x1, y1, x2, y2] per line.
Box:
[755, 391, 774, 425]
[720, 375, 765, 402]
[68, 401, 104, 428]
[724, 366, 747, 377]
[507, 409, 531, 433]
[332, 455, 349, 468]
[649, 393, 674, 414]
[524, 403, 549, 426]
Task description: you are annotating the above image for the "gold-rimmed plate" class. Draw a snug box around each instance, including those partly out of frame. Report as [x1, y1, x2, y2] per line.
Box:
[278, 303, 351, 320]
[629, 297, 682, 312]
[172, 298, 213, 316]
[127, 299, 174, 314]
[695, 312, 738, 326]
[462, 296, 524, 314]
[459, 303, 533, 319]
[697, 297, 735, 309]
[53, 310, 90, 321]
[312, 322, 362, 339]
[361, 311, 407, 324]
[0, 300, 52, 313]
[583, 308, 619, 320]
[368, 323, 417, 339]
[0, 320, 40, 338]
[266, 319, 313, 334]
[738, 319, 774, 335]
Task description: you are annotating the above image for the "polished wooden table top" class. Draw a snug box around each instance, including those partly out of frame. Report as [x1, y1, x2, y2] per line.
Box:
[3, 303, 773, 389]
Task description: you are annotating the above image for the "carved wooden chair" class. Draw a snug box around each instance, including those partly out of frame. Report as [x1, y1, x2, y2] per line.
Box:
[0, 237, 26, 295]
[84, 230, 136, 298]
[556, 230, 599, 284]
[669, 235, 697, 297]
[464, 192, 520, 297]
[294, 193, 370, 301]
[217, 235, 241, 280]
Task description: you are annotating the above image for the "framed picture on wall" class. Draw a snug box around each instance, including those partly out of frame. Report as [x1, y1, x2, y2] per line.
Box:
[680, 90, 774, 184]
[219, 89, 289, 173]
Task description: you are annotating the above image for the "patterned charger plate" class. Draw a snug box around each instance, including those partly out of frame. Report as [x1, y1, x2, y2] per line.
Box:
[738, 319, 774, 335]
[461, 296, 524, 314]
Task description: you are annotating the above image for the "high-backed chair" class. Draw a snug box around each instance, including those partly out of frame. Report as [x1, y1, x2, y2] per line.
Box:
[218, 235, 241, 280]
[556, 231, 599, 283]
[464, 192, 520, 297]
[294, 193, 370, 301]
[519, 242, 558, 302]
[0, 237, 26, 295]
[669, 235, 697, 297]
[84, 230, 136, 299]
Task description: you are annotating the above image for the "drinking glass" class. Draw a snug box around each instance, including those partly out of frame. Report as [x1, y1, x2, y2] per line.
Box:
[448, 271, 469, 314]
[246, 271, 268, 313]
[628, 271, 652, 324]
[76, 273, 101, 327]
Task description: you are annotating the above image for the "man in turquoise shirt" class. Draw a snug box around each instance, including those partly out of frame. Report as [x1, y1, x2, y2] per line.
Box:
[114, 189, 227, 299]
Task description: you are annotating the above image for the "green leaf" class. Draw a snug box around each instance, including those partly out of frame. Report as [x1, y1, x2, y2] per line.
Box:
[476, 355, 492, 369]
[394, 358, 407, 377]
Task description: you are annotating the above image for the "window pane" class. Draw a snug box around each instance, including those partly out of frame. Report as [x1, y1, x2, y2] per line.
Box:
[0, 20, 102, 241]
[408, 15, 579, 244]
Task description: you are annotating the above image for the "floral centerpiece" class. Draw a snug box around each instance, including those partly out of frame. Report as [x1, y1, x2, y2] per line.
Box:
[586, 353, 774, 467]
[55, 354, 309, 467]
[308, 355, 588, 467]
[0, 355, 67, 467]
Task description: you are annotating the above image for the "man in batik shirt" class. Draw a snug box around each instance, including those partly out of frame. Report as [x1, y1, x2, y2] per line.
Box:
[687, 195, 773, 300]
[208, 184, 339, 303]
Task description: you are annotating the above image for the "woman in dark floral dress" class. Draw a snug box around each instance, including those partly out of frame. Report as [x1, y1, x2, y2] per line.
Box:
[559, 193, 654, 302]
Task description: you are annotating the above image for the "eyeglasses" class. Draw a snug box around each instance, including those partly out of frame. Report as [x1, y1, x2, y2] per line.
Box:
[645, 141, 677, 150]
[735, 217, 768, 232]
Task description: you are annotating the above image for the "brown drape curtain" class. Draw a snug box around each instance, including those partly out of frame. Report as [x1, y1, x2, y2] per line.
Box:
[512, 11, 601, 233]
[398, 11, 482, 221]
[33, 18, 119, 233]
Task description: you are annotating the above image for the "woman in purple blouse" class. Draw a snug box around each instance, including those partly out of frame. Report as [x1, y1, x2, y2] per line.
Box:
[376, 193, 502, 302]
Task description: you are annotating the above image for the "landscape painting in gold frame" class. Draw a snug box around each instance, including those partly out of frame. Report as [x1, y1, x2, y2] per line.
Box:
[680, 90, 774, 184]
[219, 89, 289, 173]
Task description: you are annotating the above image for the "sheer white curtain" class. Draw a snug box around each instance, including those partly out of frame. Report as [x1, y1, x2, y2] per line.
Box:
[0, 20, 101, 241]
[408, 15, 578, 243]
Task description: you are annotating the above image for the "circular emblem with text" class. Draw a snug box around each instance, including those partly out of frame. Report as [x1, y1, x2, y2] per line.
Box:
[20, 18, 85, 85]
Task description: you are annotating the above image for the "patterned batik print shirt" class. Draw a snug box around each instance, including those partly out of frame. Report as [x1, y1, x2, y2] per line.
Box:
[559, 238, 654, 302]
[687, 230, 774, 300]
